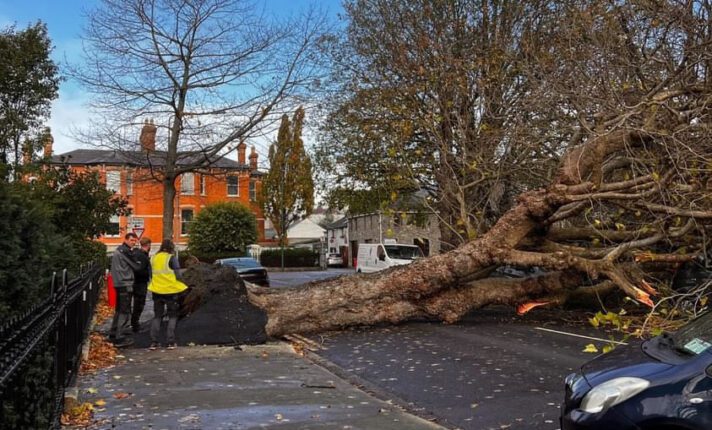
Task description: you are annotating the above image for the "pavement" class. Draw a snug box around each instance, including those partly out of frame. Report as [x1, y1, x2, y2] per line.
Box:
[70, 269, 444, 430]
[73, 343, 444, 429]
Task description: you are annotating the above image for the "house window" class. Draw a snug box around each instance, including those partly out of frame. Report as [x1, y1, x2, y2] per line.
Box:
[126, 172, 133, 195]
[200, 175, 207, 195]
[181, 209, 193, 236]
[107, 215, 120, 237]
[249, 180, 256, 201]
[227, 175, 239, 196]
[181, 172, 195, 195]
[106, 171, 120, 193]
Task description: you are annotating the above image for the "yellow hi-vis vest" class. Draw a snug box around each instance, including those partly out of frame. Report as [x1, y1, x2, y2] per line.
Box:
[148, 252, 188, 295]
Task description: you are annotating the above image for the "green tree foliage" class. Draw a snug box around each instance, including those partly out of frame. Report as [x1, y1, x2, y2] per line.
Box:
[0, 22, 60, 177]
[0, 180, 64, 318]
[260, 107, 315, 246]
[188, 202, 257, 254]
[28, 163, 131, 240]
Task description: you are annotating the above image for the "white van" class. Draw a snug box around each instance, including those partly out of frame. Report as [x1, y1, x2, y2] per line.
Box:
[356, 243, 424, 273]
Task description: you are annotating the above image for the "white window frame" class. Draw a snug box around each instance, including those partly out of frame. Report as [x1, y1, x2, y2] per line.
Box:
[126, 172, 133, 195]
[200, 175, 207, 195]
[227, 175, 239, 196]
[106, 214, 121, 237]
[181, 172, 195, 195]
[180, 208, 194, 236]
[106, 170, 120, 193]
[249, 179, 256, 201]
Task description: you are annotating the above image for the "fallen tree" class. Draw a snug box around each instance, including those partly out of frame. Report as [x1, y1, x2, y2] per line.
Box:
[242, 1, 712, 337]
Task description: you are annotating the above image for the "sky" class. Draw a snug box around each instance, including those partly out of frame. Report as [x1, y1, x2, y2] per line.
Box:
[0, 0, 343, 156]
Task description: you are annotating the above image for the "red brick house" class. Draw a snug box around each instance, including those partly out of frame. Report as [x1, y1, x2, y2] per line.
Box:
[48, 121, 267, 249]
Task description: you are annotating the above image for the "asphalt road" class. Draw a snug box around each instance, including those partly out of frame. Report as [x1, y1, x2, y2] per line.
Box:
[267, 268, 354, 287]
[271, 270, 613, 430]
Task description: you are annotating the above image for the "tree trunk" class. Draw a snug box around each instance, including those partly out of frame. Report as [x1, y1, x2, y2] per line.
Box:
[162, 177, 177, 241]
[249, 189, 565, 336]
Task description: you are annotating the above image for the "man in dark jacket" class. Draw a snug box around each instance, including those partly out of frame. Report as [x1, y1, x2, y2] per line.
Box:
[109, 233, 144, 347]
[131, 237, 152, 333]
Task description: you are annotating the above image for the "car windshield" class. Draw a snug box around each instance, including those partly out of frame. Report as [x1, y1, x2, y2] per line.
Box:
[671, 311, 712, 355]
[222, 258, 261, 269]
[384, 245, 423, 260]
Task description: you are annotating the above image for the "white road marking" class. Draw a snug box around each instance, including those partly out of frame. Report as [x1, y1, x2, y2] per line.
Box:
[534, 327, 628, 345]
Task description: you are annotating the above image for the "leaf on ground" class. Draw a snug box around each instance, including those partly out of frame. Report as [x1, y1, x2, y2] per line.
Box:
[583, 344, 599, 353]
[94, 399, 106, 407]
[113, 392, 130, 400]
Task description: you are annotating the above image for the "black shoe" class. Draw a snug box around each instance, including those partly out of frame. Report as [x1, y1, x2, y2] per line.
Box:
[112, 337, 134, 348]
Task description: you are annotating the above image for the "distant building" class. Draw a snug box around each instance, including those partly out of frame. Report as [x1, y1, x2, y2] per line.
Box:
[286, 218, 326, 246]
[48, 120, 267, 249]
[347, 210, 441, 267]
[325, 216, 349, 262]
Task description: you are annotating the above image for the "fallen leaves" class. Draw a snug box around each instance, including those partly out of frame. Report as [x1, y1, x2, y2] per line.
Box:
[79, 332, 119, 375]
[112, 392, 131, 400]
[60, 402, 94, 427]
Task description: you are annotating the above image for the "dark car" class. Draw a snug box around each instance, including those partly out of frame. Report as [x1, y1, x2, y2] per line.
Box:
[216, 257, 270, 287]
[562, 310, 712, 429]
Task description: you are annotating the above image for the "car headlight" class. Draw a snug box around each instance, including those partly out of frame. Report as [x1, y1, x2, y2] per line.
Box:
[580, 377, 649, 413]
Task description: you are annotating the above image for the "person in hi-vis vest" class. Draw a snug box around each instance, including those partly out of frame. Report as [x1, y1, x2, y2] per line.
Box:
[148, 239, 188, 350]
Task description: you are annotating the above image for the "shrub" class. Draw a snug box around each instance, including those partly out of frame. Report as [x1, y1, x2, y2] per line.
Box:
[188, 202, 257, 254]
[260, 248, 319, 267]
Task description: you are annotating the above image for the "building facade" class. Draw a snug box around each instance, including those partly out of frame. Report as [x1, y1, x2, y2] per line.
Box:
[325, 216, 349, 262]
[49, 121, 267, 249]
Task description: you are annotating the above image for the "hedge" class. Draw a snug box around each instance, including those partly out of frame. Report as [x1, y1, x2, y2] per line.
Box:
[259, 248, 319, 267]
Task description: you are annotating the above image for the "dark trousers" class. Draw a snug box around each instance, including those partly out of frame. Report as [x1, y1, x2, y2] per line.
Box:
[131, 283, 148, 330]
[150, 292, 182, 344]
[109, 287, 132, 340]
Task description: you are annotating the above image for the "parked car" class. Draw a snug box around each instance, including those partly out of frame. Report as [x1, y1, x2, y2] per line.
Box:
[561, 309, 712, 429]
[215, 257, 270, 287]
[327, 253, 343, 267]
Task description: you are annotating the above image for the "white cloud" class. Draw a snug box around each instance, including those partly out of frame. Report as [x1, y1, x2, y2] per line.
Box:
[48, 90, 91, 154]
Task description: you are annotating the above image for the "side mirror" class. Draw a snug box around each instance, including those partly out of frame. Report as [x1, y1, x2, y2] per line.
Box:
[379, 254, 386, 261]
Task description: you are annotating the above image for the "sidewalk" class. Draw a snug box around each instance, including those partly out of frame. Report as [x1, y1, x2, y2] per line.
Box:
[73, 342, 445, 429]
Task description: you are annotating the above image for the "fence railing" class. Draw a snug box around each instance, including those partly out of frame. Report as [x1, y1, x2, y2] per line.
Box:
[0, 262, 103, 429]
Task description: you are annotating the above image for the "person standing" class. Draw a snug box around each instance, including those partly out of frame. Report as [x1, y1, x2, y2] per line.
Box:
[148, 239, 188, 350]
[131, 237, 152, 333]
[109, 232, 143, 347]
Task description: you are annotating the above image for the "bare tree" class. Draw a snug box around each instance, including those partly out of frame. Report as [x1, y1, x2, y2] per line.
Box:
[314, 0, 562, 250]
[71, 0, 328, 239]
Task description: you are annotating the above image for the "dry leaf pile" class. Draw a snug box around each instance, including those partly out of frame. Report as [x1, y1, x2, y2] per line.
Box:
[60, 402, 94, 427]
[79, 332, 119, 375]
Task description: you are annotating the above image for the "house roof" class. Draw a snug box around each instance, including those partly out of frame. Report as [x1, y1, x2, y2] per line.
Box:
[287, 218, 326, 241]
[51, 149, 251, 171]
[325, 216, 348, 230]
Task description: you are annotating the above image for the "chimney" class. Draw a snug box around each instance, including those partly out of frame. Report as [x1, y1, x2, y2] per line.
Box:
[237, 140, 247, 165]
[139, 119, 157, 151]
[42, 131, 54, 158]
[249, 146, 258, 170]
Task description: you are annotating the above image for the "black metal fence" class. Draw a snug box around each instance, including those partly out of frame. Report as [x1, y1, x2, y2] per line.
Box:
[0, 262, 103, 429]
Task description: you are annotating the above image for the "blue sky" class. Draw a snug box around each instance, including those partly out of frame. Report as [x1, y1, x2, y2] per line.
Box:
[0, 0, 343, 154]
